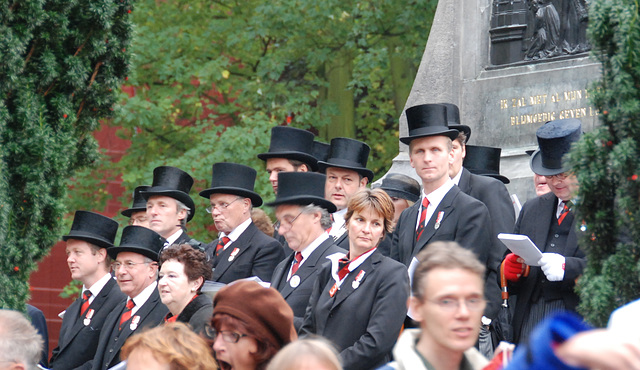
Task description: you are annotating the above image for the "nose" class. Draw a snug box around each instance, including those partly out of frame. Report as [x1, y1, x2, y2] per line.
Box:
[67, 254, 74, 264]
[269, 171, 278, 183]
[212, 333, 225, 352]
[158, 275, 167, 286]
[456, 300, 471, 318]
[362, 222, 371, 233]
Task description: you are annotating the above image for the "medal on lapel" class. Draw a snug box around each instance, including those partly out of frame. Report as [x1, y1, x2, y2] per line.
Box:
[329, 282, 339, 297]
[434, 211, 444, 230]
[228, 247, 240, 262]
[130, 315, 140, 331]
[83, 309, 95, 326]
[352, 270, 365, 289]
[290, 275, 301, 288]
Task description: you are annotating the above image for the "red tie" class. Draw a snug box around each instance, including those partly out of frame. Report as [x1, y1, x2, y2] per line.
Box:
[80, 290, 92, 317]
[290, 252, 303, 277]
[416, 197, 430, 241]
[119, 299, 136, 329]
[337, 256, 351, 280]
[558, 201, 572, 225]
[215, 236, 231, 256]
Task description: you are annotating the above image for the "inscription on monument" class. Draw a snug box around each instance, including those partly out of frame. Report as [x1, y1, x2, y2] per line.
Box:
[497, 88, 598, 126]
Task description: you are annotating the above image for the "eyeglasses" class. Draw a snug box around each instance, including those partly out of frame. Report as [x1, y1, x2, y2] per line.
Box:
[206, 197, 242, 213]
[276, 211, 303, 231]
[203, 325, 248, 343]
[544, 172, 570, 180]
[111, 261, 153, 271]
[427, 297, 486, 312]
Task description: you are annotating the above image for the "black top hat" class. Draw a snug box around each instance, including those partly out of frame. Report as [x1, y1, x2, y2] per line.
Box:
[140, 166, 196, 222]
[199, 162, 263, 207]
[440, 103, 471, 142]
[257, 126, 318, 171]
[108, 225, 166, 261]
[266, 172, 337, 213]
[312, 141, 331, 164]
[464, 145, 510, 184]
[400, 104, 460, 144]
[377, 173, 421, 203]
[317, 138, 374, 181]
[62, 211, 119, 249]
[530, 119, 582, 176]
[121, 185, 151, 217]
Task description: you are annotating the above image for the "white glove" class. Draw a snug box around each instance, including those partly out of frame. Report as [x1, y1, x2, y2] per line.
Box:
[538, 253, 565, 281]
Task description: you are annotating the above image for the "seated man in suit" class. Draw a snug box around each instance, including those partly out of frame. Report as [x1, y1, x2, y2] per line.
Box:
[318, 137, 373, 249]
[267, 172, 346, 330]
[50, 211, 125, 370]
[391, 103, 500, 320]
[141, 166, 197, 248]
[200, 162, 284, 283]
[91, 226, 169, 369]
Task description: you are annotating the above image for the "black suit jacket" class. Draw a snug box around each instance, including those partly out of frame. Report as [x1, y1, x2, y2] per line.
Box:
[300, 251, 409, 370]
[90, 287, 169, 370]
[509, 192, 585, 341]
[333, 232, 349, 250]
[210, 222, 284, 284]
[174, 293, 213, 334]
[390, 185, 500, 318]
[50, 278, 126, 370]
[271, 237, 346, 330]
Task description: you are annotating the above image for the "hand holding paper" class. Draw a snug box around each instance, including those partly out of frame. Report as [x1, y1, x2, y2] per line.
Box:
[539, 253, 565, 281]
[504, 253, 526, 282]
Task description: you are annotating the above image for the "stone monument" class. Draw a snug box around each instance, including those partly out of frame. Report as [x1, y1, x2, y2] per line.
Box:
[387, 0, 599, 202]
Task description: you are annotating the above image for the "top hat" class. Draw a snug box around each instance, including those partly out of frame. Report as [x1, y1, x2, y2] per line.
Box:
[140, 166, 196, 222]
[312, 140, 331, 164]
[107, 225, 166, 261]
[199, 162, 263, 207]
[257, 126, 318, 171]
[121, 185, 151, 217]
[62, 211, 119, 249]
[463, 145, 510, 184]
[376, 173, 421, 203]
[400, 104, 460, 144]
[440, 103, 471, 142]
[266, 172, 337, 213]
[530, 119, 582, 176]
[317, 138, 374, 182]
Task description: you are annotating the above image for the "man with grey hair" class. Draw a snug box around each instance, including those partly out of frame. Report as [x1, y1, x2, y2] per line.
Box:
[0, 310, 43, 370]
[268, 172, 346, 330]
[141, 166, 199, 249]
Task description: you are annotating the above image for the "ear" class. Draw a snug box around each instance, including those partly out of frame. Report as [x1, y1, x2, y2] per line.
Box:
[177, 207, 188, 221]
[191, 276, 204, 292]
[359, 177, 368, 188]
[408, 296, 425, 323]
[97, 247, 108, 263]
[299, 164, 309, 172]
[461, 142, 467, 159]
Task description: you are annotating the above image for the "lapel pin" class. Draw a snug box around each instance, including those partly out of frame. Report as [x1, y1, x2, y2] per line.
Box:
[434, 211, 444, 230]
[352, 270, 365, 290]
[83, 309, 94, 326]
[130, 315, 140, 331]
[290, 275, 301, 288]
[228, 247, 240, 262]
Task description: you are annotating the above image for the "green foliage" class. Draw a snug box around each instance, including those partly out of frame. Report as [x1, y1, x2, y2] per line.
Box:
[0, 0, 133, 309]
[95, 0, 436, 242]
[571, 0, 640, 326]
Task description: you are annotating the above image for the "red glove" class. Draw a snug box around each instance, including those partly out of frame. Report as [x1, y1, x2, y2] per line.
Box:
[503, 253, 526, 282]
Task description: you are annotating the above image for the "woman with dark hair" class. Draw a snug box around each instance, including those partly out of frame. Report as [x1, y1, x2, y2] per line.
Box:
[208, 280, 297, 370]
[300, 188, 410, 370]
[158, 244, 213, 333]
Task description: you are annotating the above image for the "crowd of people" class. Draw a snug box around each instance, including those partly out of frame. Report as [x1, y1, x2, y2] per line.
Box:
[3, 102, 640, 370]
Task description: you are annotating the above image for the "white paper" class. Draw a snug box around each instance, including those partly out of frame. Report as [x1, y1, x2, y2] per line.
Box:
[498, 233, 543, 266]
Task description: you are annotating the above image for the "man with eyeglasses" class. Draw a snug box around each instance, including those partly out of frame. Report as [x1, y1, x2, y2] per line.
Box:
[267, 172, 346, 330]
[50, 211, 125, 370]
[380, 241, 489, 370]
[200, 162, 284, 283]
[90, 225, 169, 369]
[121, 185, 151, 228]
[502, 118, 586, 344]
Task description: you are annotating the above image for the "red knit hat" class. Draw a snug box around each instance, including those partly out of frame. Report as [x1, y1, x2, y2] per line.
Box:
[213, 280, 297, 347]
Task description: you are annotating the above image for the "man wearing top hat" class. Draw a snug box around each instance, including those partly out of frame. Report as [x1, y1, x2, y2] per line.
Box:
[391, 103, 500, 319]
[374, 173, 421, 257]
[268, 172, 346, 330]
[501, 118, 585, 344]
[141, 166, 198, 248]
[257, 126, 318, 195]
[49, 211, 125, 370]
[318, 137, 373, 250]
[200, 162, 284, 283]
[121, 185, 151, 228]
[90, 225, 169, 369]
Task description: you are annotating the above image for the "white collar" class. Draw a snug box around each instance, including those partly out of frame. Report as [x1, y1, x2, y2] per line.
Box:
[424, 178, 455, 207]
[220, 218, 252, 243]
[330, 247, 377, 285]
[82, 272, 112, 301]
[165, 229, 184, 245]
[300, 232, 330, 261]
[130, 281, 157, 315]
[451, 167, 464, 185]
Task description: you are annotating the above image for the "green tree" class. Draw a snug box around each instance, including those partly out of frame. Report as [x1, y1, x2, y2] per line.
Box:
[571, 0, 640, 326]
[0, 0, 133, 309]
[105, 0, 436, 241]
